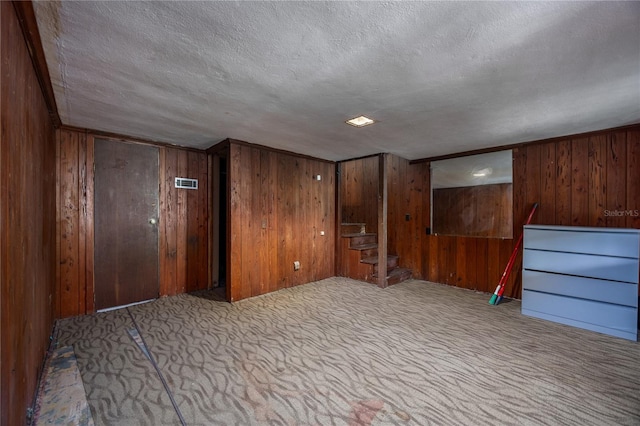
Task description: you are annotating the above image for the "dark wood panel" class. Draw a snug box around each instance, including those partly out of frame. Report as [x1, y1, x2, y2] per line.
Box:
[340, 156, 378, 234]
[160, 147, 177, 296]
[227, 141, 336, 301]
[605, 132, 627, 228]
[540, 142, 556, 224]
[475, 238, 489, 292]
[588, 135, 607, 227]
[176, 150, 188, 295]
[555, 140, 572, 225]
[1, 3, 57, 423]
[571, 137, 589, 226]
[627, 131, 640, 229]
[56, 129, 95, 316]
[58, 130, 81, 317]
[387, 156, 430, 279]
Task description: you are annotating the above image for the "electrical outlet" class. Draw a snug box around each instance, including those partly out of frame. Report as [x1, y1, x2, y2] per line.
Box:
[293, 261, 300, 271]
[320, 231, 325, 236]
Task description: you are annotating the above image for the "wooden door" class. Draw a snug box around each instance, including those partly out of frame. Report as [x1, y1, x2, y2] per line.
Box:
[94, 139, 160, 310]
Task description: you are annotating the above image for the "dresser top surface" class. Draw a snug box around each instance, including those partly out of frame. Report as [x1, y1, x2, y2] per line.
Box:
[524, 225, 640, 235]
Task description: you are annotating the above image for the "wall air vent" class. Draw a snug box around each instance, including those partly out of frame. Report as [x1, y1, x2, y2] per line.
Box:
[175, 177, 198, 190]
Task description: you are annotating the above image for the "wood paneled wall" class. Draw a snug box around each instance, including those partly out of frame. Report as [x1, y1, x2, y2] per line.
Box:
[160, 146, 209, 296]
[339, 156, 379, 233]
[57, 129, 209, 317]
[394, 126, 640, 299]
[1, 2, 57, 424]
[432, 183, 513, 238]
[387, 155, 430, 275]
[228, 142, 335, 301]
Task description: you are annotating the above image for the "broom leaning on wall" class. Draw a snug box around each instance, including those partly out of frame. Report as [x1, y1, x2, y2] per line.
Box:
[489, 203, 539, 305]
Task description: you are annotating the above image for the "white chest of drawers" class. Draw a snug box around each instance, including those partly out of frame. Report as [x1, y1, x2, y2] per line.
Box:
[522, 225, 640, 341]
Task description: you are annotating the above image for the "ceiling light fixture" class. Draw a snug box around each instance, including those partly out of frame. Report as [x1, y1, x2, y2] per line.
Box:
[346, 115, 375, 127]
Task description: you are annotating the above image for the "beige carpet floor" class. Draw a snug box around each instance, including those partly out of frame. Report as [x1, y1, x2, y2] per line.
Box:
[55, 278, 640, 425]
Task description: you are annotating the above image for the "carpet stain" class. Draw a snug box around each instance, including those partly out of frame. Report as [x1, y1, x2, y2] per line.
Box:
[395, 410, 411, 421]
[348, 399, 384, 426]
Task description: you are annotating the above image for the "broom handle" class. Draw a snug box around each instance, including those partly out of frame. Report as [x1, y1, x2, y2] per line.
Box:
[490, 203, 538, 304]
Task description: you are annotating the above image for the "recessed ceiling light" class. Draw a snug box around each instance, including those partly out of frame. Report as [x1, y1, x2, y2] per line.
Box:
[346, 115, 375, 127]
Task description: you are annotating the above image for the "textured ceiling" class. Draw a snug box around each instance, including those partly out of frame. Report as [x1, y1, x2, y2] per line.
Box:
[34, 1, 640, 161]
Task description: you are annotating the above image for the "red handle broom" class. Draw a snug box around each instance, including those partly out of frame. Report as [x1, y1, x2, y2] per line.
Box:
[489, 203, 538, 305]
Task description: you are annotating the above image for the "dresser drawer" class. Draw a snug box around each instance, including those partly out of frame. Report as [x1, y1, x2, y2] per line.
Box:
[524, 249, 639, 284]
[524, 227, 639, 258]
[523, 270, 637, 307]
[522, 290, 637, 339]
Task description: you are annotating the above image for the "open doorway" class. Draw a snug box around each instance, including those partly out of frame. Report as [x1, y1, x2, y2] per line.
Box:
[211, 151, 228, 301]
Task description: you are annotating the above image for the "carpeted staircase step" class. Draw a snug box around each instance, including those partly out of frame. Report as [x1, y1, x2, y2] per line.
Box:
[345, 233, 377, 247]
[361, 255, 399, 272]
[349, 242, 378, 258]
[341, 222, 366, 234]
[373, 267, 412, 286]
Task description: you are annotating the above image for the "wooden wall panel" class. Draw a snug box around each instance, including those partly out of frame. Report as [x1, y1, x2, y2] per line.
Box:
[627, 130, 640, 229]
[605, 132, 627, 228]
[1, 2, 57, 424]
[571, 137, 589, 226]
[387, 156, 430, 279]
[57, 130, 89, 317]
[227, 142, 335, 302]
[588, 135, 607, 227]
[339, 156, 378, 233]
[555, 140, 572, 225]
[58, 134, 208, 315]
[407, 125, 640, 299]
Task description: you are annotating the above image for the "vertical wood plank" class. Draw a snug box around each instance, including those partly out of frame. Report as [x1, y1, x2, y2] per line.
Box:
[229, 145, 243, 301]
[428, 236, 438, 281]
[163, 148, 178, 296]
[176, 150, 188, 294]
[378, 154, 388, 288]
[268, 152, 279, 292]
[464, 237, 477, 289]
[250, 147, 263, 296]
[185, 151, 197, 292]
[539, 142, 556, 224]
[84, 135, 95, 313]
[486, 239, 501, 293]
[55, 130, 61, 317]
[588, 135, 607, 227]
[210, 154, 221, 288]
[555, 139, 572, 226]
[525, 144, 541, 222]
[571, 137, 589, 226]
[627, 130, 640, 229]
[475, 238, 489, 293]
[455, 237, 467, 288]
[58, 131, 79, 317]
[77, 132, 87, 315]
[605, 132, 627, 227]
[512, 147, 527, 239]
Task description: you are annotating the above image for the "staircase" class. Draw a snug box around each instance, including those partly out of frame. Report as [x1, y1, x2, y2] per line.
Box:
[340, 223, 412, 287]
